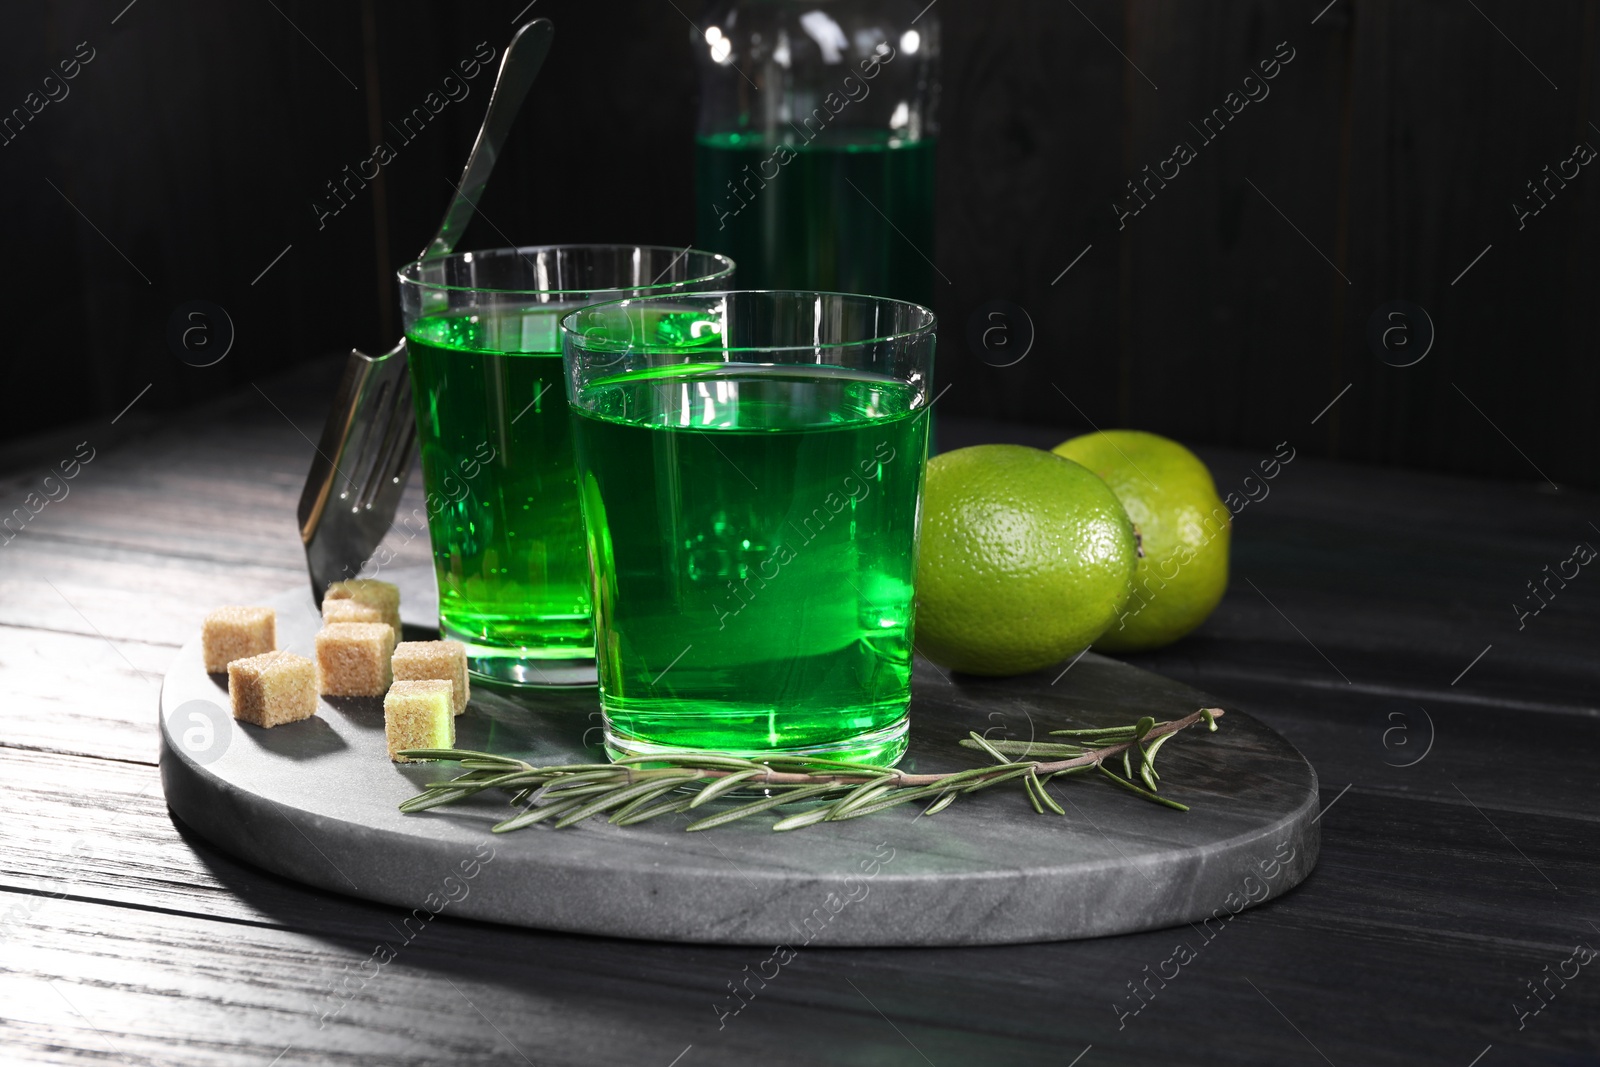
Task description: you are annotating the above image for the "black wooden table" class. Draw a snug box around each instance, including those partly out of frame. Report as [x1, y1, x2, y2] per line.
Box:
[2, 362, 1595, 1065]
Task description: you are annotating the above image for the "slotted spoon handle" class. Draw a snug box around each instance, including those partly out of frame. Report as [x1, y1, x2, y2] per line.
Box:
[423, 18, 554, 260]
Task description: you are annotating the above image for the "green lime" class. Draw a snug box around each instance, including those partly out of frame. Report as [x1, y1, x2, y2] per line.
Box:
[1052, 431, 1231, 652]
[914, 445, 1138, 676]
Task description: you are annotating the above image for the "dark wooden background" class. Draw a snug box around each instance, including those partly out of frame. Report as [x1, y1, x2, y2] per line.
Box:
[3, 0, 1597, 489]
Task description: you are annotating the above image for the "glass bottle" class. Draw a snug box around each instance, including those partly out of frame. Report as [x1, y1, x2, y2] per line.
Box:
[693, 0, 940, 310]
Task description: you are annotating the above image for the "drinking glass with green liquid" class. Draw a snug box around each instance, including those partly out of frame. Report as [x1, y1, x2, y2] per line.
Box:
[396, 246, 734, 686]
[561, 291, 935, 766]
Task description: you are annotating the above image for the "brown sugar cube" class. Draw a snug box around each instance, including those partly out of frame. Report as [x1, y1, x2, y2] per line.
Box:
[325, 579, 402, 637]
[384, 680, 455, 762]
[228, 651, 317, 728]
[322, 598, 386, 629]
[202, 606, 276, 673]
[315, 622, 396, 697]
[391, 640, 470, 715]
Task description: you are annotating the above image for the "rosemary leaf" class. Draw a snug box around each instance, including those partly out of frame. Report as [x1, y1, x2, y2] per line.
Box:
[493, 798, 584, 832]
[540, 769, 630, 790]
[610, 780, 699, 824]
[1095, 764, 1190, 811]
[554, 775, 702, 828]
[757, 755, 898, 775]
[613, 796, 696, 826]
[828, 782, 950, 819]
[1031, 771, 1066, 815]
[957, 738, 1087, 757]
[1023, 773, 1045, 814]
[684, 783, 844, 832]
[688, 768, 768, 808]
[398, 787, 483, 813]
[1047, 727, 1137, 739]
[457, 759, 531, 771]
[923, 790, 958, 816]
[535, 783, 624, 802]
[959, 764, 1036, 793]
[927, 765, 1011, 790]
[966, 732, 1013, 765]
[1139, 752, 1158, 792]
[772, 807, 834, 832]
[399, 748, 526, 763]
[443, 769, 544, 792]
[421, 774, 495, 790]
[828, 780, 898, 818]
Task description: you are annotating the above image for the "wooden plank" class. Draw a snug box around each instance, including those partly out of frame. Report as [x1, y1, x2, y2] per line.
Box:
[1, 805, 1594, 1066]
[0, 628, 168, 764]
[1, 429, 317, 570]
[932, 0, 1127, 430]
[0, 896, 731, 1067]
[0, 360, 335, 568]
[0, 538, 300, 647]
[4, 1, 375, 438]
[0, 529, 424, 770]
[1120, 0, 1351, 445]
[0, 503, 430, 649]
[1343, 0, 1598, 487]
[0, 748, 391, 933]
[1134, 664, 1600, 837]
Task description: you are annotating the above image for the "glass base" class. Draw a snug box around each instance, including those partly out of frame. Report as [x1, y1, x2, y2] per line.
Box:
[441, 624, 597, 688]
[602, 712, 909, 768]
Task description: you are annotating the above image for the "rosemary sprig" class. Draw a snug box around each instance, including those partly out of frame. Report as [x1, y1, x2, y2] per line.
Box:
[397, 707, 1224, 833]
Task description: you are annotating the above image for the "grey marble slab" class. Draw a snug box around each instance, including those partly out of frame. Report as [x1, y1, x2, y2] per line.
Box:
[159, 572, 1319, 946]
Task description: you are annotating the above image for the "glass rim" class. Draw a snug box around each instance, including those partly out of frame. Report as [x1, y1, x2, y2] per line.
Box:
[395, 244, 736, 297]
[558, 289, 938, 355]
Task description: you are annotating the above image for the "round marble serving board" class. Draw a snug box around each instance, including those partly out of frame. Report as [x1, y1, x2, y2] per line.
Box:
[159, 569, 1320, 946]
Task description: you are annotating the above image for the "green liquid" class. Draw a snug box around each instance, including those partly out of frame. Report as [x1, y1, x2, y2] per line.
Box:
[406, 307, 593, 678]
[571, 364, 929, 765]
[694, 132, 936, 308]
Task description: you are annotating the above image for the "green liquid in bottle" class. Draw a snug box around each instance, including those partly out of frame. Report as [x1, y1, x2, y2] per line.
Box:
[571, 364, 929, 765]
[694, 131, 937, 308]
[406, 307, 594, 679]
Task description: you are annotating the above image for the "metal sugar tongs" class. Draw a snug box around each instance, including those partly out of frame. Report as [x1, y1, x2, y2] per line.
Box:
[296, 18, 555, 603]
